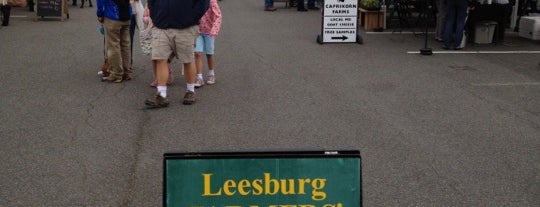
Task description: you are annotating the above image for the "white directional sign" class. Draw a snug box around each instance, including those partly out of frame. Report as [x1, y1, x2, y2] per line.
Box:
[318, 0, 361, 44]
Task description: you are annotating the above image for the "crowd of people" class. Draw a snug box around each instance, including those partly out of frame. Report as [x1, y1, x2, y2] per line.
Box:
[435, 0, 538, 50]
[96, 0, 222, 108]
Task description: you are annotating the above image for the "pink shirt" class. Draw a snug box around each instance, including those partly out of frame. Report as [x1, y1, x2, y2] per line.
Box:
[198, 0, 222, 39]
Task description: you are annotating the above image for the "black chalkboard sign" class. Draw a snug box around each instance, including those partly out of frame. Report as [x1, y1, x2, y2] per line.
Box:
[36, 0, 68, 20]
[37, 0, 62, 16]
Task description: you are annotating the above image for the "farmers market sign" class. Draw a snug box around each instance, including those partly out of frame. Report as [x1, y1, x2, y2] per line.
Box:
[163, 151, 362, 207]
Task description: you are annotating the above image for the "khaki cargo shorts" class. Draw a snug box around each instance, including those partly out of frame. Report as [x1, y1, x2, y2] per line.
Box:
[151, 25, 199, 63]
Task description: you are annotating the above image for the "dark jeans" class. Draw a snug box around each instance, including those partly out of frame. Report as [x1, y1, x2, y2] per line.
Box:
[444, 0, 468, 48]
[27, 0, 34, 11]
[494, 3, 512, 41]
[296, 0, 316, 9]
[529, 0, 538, 13]
[1, 5, 10, 26]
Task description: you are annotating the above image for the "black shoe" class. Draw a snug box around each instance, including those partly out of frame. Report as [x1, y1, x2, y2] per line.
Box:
[297, 8, 308, 11]
[308, 6, 320, 10]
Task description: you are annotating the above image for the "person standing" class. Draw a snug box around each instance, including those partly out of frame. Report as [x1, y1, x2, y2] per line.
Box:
[296, 0, 319, 11]
[492, 0, 512, 43]
[97, 0, 132, 82]
[194, 0, 222, 88]
[1, 0, 10, 26]
[524, 0, 538, 13]
[434, 0, 447, 42]
[443, 0, 468, 50]
[27, 0, 34, 12]
[265, 0, 276, 11]
[144, 0, 209, 107]
[142, 6, 174, 88]
[129, 0, 142, 70]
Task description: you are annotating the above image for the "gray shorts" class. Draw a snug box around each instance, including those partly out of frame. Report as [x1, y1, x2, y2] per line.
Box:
[151, 25, 199, 63]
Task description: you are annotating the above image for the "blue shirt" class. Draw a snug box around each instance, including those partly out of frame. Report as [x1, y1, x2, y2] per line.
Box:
[96, 0, 133, 21]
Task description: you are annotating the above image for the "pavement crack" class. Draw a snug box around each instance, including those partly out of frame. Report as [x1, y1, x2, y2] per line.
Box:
[120, 107, 151, 206]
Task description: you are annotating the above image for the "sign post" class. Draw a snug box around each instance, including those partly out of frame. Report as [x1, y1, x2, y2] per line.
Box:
[317, 0, 362, 44]
[164, 150, 362, 207]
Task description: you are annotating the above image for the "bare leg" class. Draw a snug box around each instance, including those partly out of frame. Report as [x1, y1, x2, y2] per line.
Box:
[181, 61, 197, 105]
[206, 54, 214, 71]
[183, 62, 196, 85]
[156, 60, 169, 86]
[195, 52, 204, 75]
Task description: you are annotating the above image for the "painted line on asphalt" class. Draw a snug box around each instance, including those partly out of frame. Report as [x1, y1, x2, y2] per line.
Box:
[11, 15, 28, 18]
[365, 31, 435, 34]
[471, 82, 540, 87]
[407, 50, 540, 54]
[366, 31, 516, 35]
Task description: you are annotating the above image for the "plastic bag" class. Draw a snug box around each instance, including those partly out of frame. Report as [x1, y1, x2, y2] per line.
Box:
[139, 22, 152, 55]
[134, 0, 145, 30]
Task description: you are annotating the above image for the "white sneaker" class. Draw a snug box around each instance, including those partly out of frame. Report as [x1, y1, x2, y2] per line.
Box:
[194, 77, 205, 88]
[206, 75, 216, 85]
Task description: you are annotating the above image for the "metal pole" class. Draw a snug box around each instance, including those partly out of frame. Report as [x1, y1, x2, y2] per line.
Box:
[420, 0, 433, 55]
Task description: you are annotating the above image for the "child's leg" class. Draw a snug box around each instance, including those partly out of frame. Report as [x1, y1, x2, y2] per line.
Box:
[206, 54, 215, 79]
[195, 52, 204, 76]
[205, 36, 216, 84]
[194, 35, 205, 87]
[206, 54, 214, 71]
[194, 52, 204, 87]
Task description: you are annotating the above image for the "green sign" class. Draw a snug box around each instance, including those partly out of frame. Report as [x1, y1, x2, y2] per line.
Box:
[164, 151, 362, 207]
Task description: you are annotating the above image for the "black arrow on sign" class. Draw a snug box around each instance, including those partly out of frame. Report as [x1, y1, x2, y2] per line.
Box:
[331, 35, 348, 41]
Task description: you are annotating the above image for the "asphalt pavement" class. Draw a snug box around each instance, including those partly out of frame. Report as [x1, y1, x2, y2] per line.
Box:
[0, 1, 539, 206]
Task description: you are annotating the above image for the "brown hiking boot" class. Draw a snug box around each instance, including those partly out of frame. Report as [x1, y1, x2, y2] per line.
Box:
[182, 91, 196, 105]
[106, 76, 123, 83]
[122, 74, 132, 81]
[145, 93, 169, 108]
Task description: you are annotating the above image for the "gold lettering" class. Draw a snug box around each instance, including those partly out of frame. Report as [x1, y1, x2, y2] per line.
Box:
[323, 203, 343, 207]
[298, 178, 310, 195]
[223, 180, 236, 195]
[237, 179, 251, 195]
[265, 173, 279, 195]
[280, 179, 296, 195]
[202, 173, 222, 196]
[252, 179, 263, 195]
[202, 173, 328, 200]
[311, 178, 327, 201]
